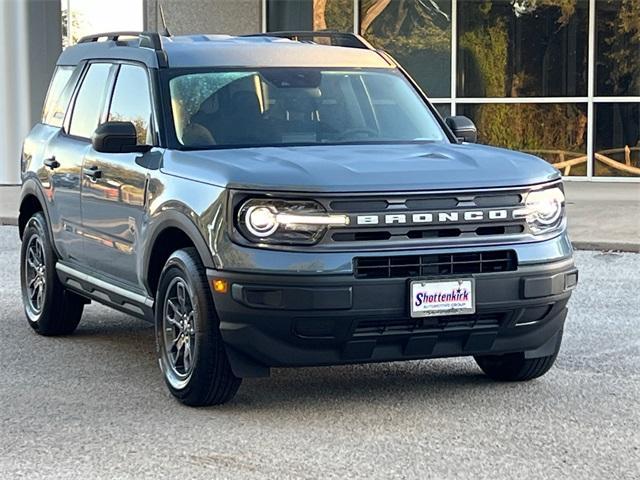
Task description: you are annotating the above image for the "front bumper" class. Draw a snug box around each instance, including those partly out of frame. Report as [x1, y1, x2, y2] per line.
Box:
[208, 249, 578, 377]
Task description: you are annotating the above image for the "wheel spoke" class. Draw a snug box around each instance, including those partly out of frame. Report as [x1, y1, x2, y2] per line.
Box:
[166, 313, 182, 330]
[27, 252, 38, 270]
[183, 341, 192, 372]
[172, 337, 183, 365]
[185, 311, 195, 334]
[35, 284, 43, 309]
[177, 282, 187, 311]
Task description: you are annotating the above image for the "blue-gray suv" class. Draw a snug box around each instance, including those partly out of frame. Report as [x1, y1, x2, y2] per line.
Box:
[19, 31, 578, 406]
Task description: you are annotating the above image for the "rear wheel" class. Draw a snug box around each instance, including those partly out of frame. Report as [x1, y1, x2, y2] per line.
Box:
[20, 212, 85, 336]
[474, 336, 562, 382]
[155, 247, 241, 406]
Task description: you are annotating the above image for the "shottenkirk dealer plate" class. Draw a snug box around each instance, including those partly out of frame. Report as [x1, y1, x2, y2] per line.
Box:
[410, 278, 476, 318]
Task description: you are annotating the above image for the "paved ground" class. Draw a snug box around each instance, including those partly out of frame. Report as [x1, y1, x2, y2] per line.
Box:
[564, 182, 640, 252]
[2, 182, 639, 251]
[0, 226, 638, 479]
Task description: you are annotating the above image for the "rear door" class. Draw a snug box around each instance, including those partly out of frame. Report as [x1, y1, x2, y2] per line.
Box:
[80, 63, 157, 287]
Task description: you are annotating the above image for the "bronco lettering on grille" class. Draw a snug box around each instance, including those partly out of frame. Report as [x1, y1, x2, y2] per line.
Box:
[354, 209, 512, 226]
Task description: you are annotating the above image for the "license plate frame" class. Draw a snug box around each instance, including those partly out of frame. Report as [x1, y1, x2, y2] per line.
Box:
[409, 278, 476, 318]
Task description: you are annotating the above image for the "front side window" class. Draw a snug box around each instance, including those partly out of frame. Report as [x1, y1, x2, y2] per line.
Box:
[42, 66, 74, 127]
[108, 65, 154, 145]
[69, 63, 112, 139]
[169, 68, 446, 148]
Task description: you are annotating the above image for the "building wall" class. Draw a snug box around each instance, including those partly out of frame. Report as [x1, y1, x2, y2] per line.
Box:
[145, 0, 261, 35]
[0, 0, 61, 185]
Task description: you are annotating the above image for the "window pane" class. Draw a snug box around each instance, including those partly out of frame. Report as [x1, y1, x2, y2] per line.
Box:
[595, 0, 640, 96]
[268, 0, 354, 32]
[458, 103, 588, 176]
[108, 65, 153, 145]
[169, 68, 446, 148]
[361, 0, 452, 98]
[42, 66, 74, 127]
[594, 103, 640, 177]
[433, 103, 451, 118]
[457, 0, 588, 97]
[69, 63, 111, 139]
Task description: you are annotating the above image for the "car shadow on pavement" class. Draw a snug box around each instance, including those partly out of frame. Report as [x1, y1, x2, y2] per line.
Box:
[231, 363, 497, 411]
[68, 310, 507, 411]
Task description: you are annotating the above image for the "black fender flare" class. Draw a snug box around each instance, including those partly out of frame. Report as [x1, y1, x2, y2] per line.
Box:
[17, 179, 62, 257]
[142, 209, 216, 293]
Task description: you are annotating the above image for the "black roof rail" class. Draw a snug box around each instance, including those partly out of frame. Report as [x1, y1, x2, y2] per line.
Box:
[78, 31, 164, 51]
[244, 31, 375, 50]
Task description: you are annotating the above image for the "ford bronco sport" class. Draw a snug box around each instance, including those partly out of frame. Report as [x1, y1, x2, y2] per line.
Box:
[19, 31, 578, 406]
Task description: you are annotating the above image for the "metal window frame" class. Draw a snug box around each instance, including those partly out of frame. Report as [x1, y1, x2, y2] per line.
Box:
[260, 0, 639, 182]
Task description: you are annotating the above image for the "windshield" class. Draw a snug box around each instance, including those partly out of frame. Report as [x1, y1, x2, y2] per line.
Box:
[168, 68, 447, 148]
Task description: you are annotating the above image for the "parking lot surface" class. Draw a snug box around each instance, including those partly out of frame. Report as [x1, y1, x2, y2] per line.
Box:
[0, 226, 638, 479]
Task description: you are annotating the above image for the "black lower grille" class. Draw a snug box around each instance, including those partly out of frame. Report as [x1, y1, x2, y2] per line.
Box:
[355, 250, 517, 279]
[354, 314, 503, 336]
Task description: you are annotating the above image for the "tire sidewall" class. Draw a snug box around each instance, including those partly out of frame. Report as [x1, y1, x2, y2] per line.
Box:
[20, 213, 57, 326]
[155, 250, 217, 400]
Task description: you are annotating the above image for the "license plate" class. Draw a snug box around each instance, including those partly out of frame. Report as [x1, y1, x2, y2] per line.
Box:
[410, 278, 475, 318]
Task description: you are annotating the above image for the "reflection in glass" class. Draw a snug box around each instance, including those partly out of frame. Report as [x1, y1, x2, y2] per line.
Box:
[434, 103, 451, 118]
[595, 0, 640, 97]
[458, 103, 588, 176]
[360, 0, 452, 98]
[108, 65, 153, 145]
[69, 63, 111, 139]
[594, 103, 640, 177]
[457, 0, 588, 97]
[267, 0, 354, 32]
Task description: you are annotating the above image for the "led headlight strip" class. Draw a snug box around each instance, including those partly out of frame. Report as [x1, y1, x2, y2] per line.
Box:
[240, 200, 349, 243]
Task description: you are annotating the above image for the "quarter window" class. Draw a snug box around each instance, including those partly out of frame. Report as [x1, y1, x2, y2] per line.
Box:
[108, 65, 154, 145]
[42, 66, 74, 127]
[69, 63, 112, 139]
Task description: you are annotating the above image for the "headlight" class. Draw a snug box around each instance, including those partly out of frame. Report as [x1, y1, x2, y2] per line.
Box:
[515, 187, 565, 234]
[237, 199, 349, 245]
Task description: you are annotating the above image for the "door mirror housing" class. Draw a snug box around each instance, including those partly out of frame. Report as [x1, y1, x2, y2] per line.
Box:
[91, 121, 151, 153]
[445, 116, 478, 143]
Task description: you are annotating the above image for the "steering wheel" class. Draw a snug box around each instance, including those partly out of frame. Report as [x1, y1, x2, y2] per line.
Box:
[336, 128, 378, 141]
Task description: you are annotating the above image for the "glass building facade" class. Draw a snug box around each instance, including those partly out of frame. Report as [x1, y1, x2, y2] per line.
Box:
[266, 0, 640, 179]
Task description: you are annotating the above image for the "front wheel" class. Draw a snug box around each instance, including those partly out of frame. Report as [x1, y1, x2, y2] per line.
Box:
[474, 335, 562, 382]
[155, 247, 241, 406]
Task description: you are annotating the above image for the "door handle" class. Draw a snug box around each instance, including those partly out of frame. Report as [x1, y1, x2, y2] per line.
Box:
[83, 165, 102, 181]
[44, 157, 60, 169]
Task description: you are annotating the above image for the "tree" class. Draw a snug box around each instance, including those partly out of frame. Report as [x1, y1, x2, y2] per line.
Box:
[61, 8, 83, 48]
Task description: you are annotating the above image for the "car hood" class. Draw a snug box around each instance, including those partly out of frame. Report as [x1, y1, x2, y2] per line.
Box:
[161, 143, 561, 193]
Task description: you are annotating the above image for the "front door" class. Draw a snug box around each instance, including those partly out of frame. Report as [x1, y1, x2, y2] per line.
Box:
[80, 63, 156, 287]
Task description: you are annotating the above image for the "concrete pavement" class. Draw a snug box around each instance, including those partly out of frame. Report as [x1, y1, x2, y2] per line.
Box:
[0, 225, 638, 479]
[1, 181, 639, 251]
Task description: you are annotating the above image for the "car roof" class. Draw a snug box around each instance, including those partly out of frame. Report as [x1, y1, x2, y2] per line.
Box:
[57, 32, 394, 70]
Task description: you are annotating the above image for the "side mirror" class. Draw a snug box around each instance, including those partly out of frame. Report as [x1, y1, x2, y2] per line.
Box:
[445, 116, 477, 143]
[91, 121, 151, 153]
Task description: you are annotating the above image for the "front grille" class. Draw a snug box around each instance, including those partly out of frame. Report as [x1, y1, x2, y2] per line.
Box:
[311, 185, 555, 248]
[354, 313, 503, 336]
[354, 250, 517, 279]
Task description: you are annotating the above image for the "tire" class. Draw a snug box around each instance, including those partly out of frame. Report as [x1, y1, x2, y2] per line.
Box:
[155, 247, 241, 406]
[474, 333, 562, 381]
[20, 212, 85, 336]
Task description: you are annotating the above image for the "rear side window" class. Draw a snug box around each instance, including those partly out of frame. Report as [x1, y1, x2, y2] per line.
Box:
[108, 65, 153, 145]
[69, 63, 112, 139]
[42, 66, 74, 127]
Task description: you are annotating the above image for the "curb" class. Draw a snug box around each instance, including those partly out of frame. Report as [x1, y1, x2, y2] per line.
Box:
[572, 241, 640, 254]
[0, 216, 17, 226]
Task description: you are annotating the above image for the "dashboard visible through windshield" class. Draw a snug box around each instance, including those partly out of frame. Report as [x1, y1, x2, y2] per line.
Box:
[168, 68, 447, 149]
